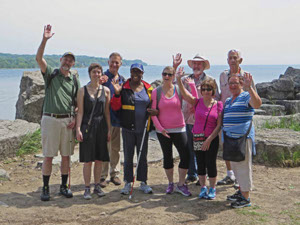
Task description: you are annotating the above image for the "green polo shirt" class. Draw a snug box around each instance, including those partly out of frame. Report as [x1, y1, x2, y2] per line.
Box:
[42, 66, 81, 114]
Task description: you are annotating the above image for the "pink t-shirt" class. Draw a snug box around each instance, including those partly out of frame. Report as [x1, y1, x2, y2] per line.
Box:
[151, 87, 185, 132]
[192, 98, 223, 137]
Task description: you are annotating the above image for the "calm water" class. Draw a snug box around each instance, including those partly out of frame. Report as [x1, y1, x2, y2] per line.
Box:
[0, 65, 299, 120]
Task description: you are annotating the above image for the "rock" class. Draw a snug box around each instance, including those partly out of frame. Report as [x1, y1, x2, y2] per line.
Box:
[261, 98, 272, 104]
[15, 71, 45, 124]
[296, 93, 300, 100]
[0, 119, 40, 158]
[274, 100, 300, 115]
[0, 201, 9, 208]
[253, 113, 300, 129]
[256, 78, 295, 100]
[255, 128, 300, 166]
[151, 80, 162, 89]
[254, 109, 267, 115]
[0, 169, 10, 181]
[259, 104, 285, 116]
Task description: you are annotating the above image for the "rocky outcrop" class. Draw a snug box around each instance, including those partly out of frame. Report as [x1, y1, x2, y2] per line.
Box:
[259, 104, 285, 116]
[151, 80, 162, 89]
[0, 169, 10, 181]
[15, 71, 45, 124]
[0, 119, 40, 159]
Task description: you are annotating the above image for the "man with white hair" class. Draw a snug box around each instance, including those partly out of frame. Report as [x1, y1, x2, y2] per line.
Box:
[217, 49, 257, 186]
[173, 54, 220, 184]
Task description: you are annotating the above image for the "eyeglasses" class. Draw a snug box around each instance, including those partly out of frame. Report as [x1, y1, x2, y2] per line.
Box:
[201, 88, 212, 92]
[162, 72, 173, 77]
[229, 82, 240, 86]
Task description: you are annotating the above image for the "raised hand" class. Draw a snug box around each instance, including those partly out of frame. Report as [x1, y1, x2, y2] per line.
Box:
[111, 78, 122, 95]
[43, 24, 55, 40]
[175, 67, 185, 80]
[173, 53, 182, 70]
[100, 75, 109, 84]
[243, 72, 252, 91]
[185, 77, 194, 84]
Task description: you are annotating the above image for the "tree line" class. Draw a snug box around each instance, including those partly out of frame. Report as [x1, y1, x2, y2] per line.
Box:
[0, 53, 147, 69]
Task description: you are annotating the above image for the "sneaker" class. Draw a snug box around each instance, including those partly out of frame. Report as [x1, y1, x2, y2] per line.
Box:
[59, 185, 73, 198]
[227, 190, 242, 201]
[120, 182, 131, 195]
[110, 176, 121, 186]
[175, 184, 192, 197]
[166, 182, 174, 194]
[231, 196, 251, 208]
[41, 186, 50, 201]
[83, 188, 92, 200]
[207, 187, 216, 200]
[217, 176, 235, 185]
[198, 186, 208, 199]
[185, 176, 197, 184]
[139, 182, 153, 194]
[94, 183, 105, 197]
[233, 180, 240, 190]
[99, 178, 108, 188]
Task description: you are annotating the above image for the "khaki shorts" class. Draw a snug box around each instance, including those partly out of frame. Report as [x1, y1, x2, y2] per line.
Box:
[41, 115, 75, 157]
[231, 138, 253, 192]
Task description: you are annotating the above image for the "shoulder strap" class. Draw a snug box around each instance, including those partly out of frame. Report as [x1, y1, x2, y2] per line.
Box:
[156, 86, 162, 109]
[46, 69, 60, 89]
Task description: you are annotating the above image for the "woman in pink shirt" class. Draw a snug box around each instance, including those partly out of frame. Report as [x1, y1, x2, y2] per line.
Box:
[151, 66, 191, 197]
[176, 67, 223, 200]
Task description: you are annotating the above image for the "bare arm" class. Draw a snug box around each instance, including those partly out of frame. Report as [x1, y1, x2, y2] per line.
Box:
[172, 53, 182, 71]
[243, 73, 262, 109]
[175, 67, 197, 106]
[36, 25, 55, 74]
[76, 87, 84, 142]
[104, 87, 111, 142]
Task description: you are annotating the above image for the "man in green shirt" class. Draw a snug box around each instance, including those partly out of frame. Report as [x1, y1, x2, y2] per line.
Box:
[36, 24, 80, 201]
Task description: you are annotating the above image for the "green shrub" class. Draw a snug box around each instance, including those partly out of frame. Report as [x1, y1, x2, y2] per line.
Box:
[17, 129, 41, 156]
[263, 117, 300, 131]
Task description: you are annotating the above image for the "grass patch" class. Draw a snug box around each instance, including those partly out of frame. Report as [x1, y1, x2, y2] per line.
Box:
[263, 117, 300, 131]
[16, 129, 41, 156]
[236, 207, 269, 223]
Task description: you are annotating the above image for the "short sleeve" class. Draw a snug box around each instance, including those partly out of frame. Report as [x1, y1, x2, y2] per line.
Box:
[217, 101, 223, 114]
[42, 66, 54, 85]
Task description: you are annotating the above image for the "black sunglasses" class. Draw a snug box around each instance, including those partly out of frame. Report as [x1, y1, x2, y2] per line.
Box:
[201, 88, 212, 92]
[162, 72, 173, 77]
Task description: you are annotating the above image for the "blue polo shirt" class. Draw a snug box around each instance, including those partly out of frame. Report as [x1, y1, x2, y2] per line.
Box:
[103, 69, 125, 127]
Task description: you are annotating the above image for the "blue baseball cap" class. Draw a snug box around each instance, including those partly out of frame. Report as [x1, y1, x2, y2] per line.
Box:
[130, 63, 144, 73]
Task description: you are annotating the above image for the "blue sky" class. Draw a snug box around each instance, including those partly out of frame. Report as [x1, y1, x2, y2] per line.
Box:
[0, 0, 299, 65]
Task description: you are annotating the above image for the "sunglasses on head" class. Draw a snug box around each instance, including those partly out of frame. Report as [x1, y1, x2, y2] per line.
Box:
[201, 88, 212, 92]
[162, 72, 173, 77]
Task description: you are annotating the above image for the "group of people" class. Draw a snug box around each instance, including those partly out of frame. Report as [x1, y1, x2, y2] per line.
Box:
[37, 24, 262, 209]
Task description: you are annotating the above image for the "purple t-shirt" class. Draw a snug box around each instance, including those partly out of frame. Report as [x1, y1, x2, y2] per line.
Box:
[192, 98, 223, 137]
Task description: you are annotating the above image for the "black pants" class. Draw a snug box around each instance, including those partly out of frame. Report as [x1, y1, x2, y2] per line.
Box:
[194, 136, 219, 178]
[156, 132, 189, 169]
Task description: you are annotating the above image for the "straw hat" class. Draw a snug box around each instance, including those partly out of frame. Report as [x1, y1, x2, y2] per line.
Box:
[187, 54, 210, 70]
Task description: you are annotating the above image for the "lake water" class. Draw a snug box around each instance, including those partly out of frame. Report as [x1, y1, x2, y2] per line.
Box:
[0, 64, 299, 120]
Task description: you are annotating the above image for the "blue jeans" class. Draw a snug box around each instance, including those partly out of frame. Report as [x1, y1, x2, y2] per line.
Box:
[186, 124, 198, 178]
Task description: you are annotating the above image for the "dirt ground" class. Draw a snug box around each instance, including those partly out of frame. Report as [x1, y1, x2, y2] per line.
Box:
[0, 151, 299, 225]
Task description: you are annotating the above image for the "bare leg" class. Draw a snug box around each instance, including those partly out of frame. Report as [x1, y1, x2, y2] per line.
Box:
[42, 157, 53, 175]
[199, 175, 206, 187]
[83, 162, 92, 186]
[61, 156, 70, 175]
[178, 168, 188, 186]
[164, 168, 174, 183]
[209, 177, 217, 189]
[241, 191, 250, 199]
[225, 160, 232, 170]
[94, 160, 102, 184]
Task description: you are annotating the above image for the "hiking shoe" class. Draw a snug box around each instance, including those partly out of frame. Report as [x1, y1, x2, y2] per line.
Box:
[59, 185, 73, 198]
[185, 176, 198, 184]
[94, 183, 105, 197]
[41, 186, 50, 201]
[99, 178, 108, 188]
[83, 188, 92, 200]
[198, 186, 208, 199]
[233, 180, 240, 190]
[120, 182, 131, 195]
[217, 176, 235, 185]
[175, 184, 192, 197]
[227, 190, 242, 201]
[166, 182, 174, 194]
[110, 176, 121, 186]
[139, 182, 153, 194]
[207, 187, 216, 200]
[231, 196, 251, 208]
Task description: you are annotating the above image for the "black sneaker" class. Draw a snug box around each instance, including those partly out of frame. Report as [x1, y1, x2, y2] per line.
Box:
[59, 185, 73, 198]
[231, 196, 251, 208]
[227, 190, 242, 201]
[41, 186, 50, 201]
[217, 176, 235, 185]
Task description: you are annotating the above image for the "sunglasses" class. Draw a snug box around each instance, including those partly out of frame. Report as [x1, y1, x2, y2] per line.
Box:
[201, 88, 212, 92]
[162, 72, 173, 77]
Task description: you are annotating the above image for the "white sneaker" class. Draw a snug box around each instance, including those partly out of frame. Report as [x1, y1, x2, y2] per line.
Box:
[120, 182, 131, 195]
[94, 183, 105, 197]
[83, 188, 92, 200]
[139, 182, 153, 194]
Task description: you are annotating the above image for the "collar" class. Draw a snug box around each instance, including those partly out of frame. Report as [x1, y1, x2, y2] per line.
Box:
[105, 69, 119, 79]
[122, 79, 152, 90]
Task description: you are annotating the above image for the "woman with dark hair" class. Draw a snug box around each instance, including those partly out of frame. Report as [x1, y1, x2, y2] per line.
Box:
[76, 63, 111, 199]
[176, 67, 223, 200]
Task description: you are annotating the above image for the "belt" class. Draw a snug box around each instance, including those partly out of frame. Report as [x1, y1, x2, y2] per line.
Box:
[43, 113, 71, 119]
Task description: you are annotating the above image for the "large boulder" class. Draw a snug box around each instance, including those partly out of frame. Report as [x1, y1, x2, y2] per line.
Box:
[0, 119, 40, 159]
[259, 104, 286, 116]
[280, 67, 300, 93]
[253, 113, 300, 129]
[15, 71, 45, 124]
[274, 100, 300, 115]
